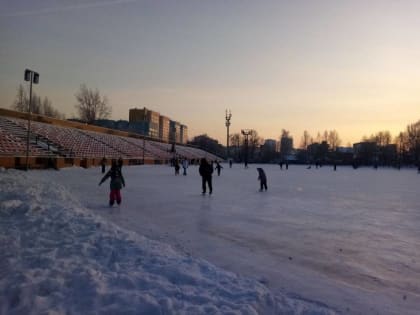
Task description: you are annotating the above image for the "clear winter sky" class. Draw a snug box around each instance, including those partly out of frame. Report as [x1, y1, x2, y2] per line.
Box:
[1, 0, 420, 146]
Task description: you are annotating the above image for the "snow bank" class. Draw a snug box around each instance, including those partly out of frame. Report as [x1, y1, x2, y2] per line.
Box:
[0, 169, 336, 315]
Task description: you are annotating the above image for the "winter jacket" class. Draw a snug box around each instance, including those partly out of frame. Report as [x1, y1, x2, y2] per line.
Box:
[99, 166, 125, 190]
[257, 168, 267, 182]
[182, 159, 189, 169]
[199, 161, 213, 178]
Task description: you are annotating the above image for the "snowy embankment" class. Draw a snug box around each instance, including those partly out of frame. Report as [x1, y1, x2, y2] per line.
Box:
[0, 168, 336, 315]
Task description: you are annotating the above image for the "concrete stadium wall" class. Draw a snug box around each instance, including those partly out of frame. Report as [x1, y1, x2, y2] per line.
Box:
[0, 156, 162, 170]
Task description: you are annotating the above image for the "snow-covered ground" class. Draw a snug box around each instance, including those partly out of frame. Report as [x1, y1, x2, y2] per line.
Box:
[1, 164, 419, 314]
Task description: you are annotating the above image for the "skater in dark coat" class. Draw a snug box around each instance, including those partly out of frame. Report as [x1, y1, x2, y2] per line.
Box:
[199, 158, 213, 194]
[174, 159, 180, 175]
[257, 168, 267, 191]
[101, 157, 107, 174]
[215, 161, 223, 176]
[99, 160, 125, 206]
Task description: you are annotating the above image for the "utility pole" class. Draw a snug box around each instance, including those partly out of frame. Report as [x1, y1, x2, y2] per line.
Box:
[24, 69, 39, 171]
[142, 135, 145, 164]
[241, 129, 251, 168]
[225, 109, 232, 159]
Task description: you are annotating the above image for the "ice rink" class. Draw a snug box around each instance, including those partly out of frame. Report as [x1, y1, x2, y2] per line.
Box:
[1, 163, 419, 314]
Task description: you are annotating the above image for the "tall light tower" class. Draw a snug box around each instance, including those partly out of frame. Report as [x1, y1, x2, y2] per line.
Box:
[241, 129, 251, 168]
[225, 109, 232, 159]
[24, 69, 39, 171]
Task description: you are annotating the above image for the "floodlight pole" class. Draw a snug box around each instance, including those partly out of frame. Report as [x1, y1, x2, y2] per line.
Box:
[241, 129, 251, 168]
[24, 69, 39, 171]
[225, 109, 232, 159]
[142, 135, 145, 164]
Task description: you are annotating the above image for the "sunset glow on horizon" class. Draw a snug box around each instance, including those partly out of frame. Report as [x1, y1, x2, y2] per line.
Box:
[1, 0, 420, 146]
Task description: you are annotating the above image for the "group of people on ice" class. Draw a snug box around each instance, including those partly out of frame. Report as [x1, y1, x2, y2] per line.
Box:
[98, 156, 268, 205]
[172, 158, 224, 177]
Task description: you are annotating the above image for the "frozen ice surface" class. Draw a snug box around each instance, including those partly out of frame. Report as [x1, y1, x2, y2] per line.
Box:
[1, 164, 419, 314]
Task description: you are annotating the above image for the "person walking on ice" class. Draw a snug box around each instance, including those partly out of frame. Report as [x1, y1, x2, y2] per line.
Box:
[215, 161, 223, 176]
[199, 158, 213, 194]
[100, 156, 107, 174]
[257, 167, 267, 191]
[99, 159, 125, 206]
[182, 158, 189, 176]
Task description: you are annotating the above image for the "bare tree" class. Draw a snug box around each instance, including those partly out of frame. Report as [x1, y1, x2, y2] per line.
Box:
[248, 129, 262, 160]
[42, 97, 54, 117]
[42, 97, 64, 119]
[328, 130, 341, 151]
[75, 84, 111, 123]
[280, 129, 293, 160]
[323, 130, 329, 142]
[11, 84, 63, 118]
[11, 84, 28, 112]
[300, 130, 311, 149]
[31, 93, 42, 115]
[375, 131, 392, 146]
[395, 132, 407, 164]
[406, 121, 420, 162]
[229, 133, 242, 161]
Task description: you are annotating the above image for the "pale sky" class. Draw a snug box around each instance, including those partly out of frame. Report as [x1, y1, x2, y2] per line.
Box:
[1, 0, 420, 146]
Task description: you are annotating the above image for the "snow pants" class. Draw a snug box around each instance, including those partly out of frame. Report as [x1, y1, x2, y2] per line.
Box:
[260, 180, 267, 191]
[202, 176, 212, 194]
[109, 189, 121, 205]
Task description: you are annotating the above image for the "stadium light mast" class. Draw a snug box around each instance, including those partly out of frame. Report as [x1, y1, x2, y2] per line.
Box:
[225, 109, 232, 159]
[24, 69, 39, 171]
[142, 134, 145, 164]
[241, 129, 251, 168]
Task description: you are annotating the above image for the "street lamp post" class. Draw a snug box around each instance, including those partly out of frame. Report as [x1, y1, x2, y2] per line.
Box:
[241, 129, 251, 168]
[24, 69, 39, 171]
[225, 109, 232, 159]
[142, 134, 145, 164]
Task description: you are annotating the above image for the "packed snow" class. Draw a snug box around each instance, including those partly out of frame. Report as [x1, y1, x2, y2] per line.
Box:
[1, 164, 419, 314]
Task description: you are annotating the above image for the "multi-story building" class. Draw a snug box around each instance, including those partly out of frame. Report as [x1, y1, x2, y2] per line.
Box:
[353, 142, 377, 165]
[180, 125, 188, 144]
[159, 115, 170, 142]
[127, 107, 187, 143]
[169, 121, 181, 144]
[129, 107, 160, 138]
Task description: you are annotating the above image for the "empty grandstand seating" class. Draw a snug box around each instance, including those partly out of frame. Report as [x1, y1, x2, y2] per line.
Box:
[0, 117, 52, 156]
[0, 114, 222, 166]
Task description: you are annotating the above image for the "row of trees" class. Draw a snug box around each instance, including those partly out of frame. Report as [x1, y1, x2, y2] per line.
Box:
[395, 121, 420, 164]
[300, 130, 342, 151]
[193, 122, 419, 166]
[12, 84, 65, 119]
[11, 84, 112, 123]
[225, 129, 343, 163]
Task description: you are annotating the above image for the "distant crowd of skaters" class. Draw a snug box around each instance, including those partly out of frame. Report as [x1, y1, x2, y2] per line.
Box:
[97, 156, 419, 206]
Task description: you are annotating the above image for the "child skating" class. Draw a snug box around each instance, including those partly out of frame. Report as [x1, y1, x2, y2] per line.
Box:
[99, 159, 125, 206]
[257, 168, 267, 191]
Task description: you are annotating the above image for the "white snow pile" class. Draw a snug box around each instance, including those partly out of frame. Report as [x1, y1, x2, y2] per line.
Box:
[0, 169, 337, 315]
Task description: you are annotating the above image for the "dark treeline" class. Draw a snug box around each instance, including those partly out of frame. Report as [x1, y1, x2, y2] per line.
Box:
[188, 134, 225, 158]
[192, 120, 420, 167]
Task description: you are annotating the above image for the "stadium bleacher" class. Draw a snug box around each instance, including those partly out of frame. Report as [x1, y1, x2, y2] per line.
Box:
[0, 114, 221, 168]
